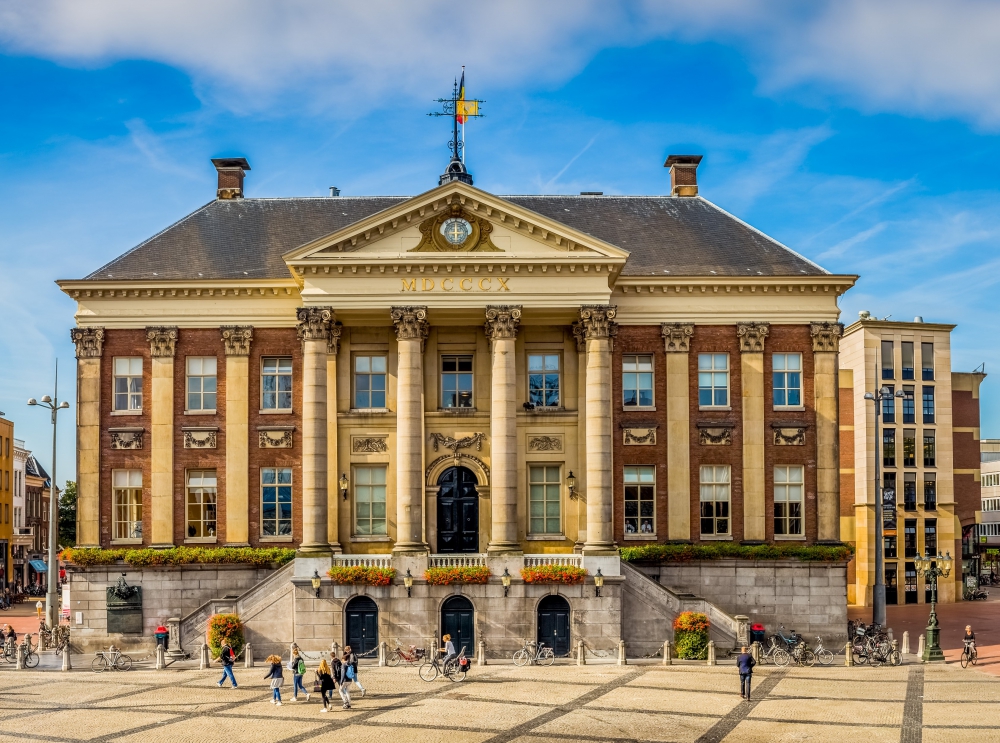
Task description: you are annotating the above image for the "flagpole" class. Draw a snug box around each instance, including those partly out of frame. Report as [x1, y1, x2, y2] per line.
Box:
[461, 66, 466, 164]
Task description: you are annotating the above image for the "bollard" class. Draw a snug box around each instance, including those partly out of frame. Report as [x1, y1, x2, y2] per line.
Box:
[902, 631, 910, 655]
[617, 640, 627, 666]
[707, 640, 716, 666]
[155, 644, 165, 670]
[61, 643, 72, 671]
[477, 640, 486, 667]
[330, 641, 340, 659]
[245, 643, 254, 669]
[15, 642, 24, 670]
[750, 641, 761, 664]
[577, 640, 586, 666]
[917, 634, 925, 661]
[199, 643, 210, 670]
[663, 640, 672, 666]
[378, 641, 386, 667]
[845, 642, 853, 666]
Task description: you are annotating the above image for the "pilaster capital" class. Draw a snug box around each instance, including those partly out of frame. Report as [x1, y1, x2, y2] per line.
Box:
[70, 327, 105, 359]
[810, 321, 844, 353]
[661, 322, 694, 353]
[578, 305, 618, 340]
[328, 323, 343, 355]
[390, 306, 429, 343]
[146, 326, 178, 358]
[220, 325, 254, 356]
[296, 307, 334, 342]
[737, 321, 769, 353]
[484, 305, 522, 341]
[571, 322, 586, 352]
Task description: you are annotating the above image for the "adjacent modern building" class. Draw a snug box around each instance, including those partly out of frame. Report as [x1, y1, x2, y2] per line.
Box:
[977, 440, 1000, 581]
[0, 417, 12, 587]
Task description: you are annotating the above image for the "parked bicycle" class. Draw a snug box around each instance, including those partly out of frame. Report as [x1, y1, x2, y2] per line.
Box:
[759, 636, 790, 667]
[1, 635, 39, 668]
[960, 640, 978, 669]
[92, 645, 133, 672]
[813, 636, 835, 666]
[418, 646, 468, 682]
[512, 640, 555, 667]
[964, 587, 989, 601]
[386, 640, 426, 667]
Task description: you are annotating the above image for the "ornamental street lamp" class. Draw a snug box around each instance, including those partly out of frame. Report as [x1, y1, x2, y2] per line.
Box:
[339, 473, 349, 501]
[311, 570, 322, 598]
[594, 568, 604, 598]
[404, 569, 414, 598]
[566, 471, 578, 501]
[914, 551, 952, 662]
[863, 378, 906, 628]
[501, 568, 511, 598]
[27, 361, 70, 631]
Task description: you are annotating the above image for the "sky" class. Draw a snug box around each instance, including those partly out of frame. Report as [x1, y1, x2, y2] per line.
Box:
[2, 0, 1000, 480]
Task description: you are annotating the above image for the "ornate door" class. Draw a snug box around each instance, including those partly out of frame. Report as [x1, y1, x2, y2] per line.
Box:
[436, 467, 479, 553]
[537, 595, 571, 656]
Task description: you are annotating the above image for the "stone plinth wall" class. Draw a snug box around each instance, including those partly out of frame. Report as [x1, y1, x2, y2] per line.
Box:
[633, 559, 848, 644]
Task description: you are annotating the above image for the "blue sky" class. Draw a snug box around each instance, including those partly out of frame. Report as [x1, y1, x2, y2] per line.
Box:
[2, 1, 999, 478]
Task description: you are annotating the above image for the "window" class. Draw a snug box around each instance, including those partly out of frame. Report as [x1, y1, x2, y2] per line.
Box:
[901, 342, 914, 380]
[441, 355, 474, 409]
[883, 473, 897, 528]
[528, 354, 560, 408]
[698, 354, 729, 407]
[902, 386, 915, 423]
[774, 466, 804, 536]
[185, 470, 217, 538]
[884, 535, 897, 558]
[261, 358, 292, 410]
[186, 357, 217, 411]
[112, 469, 142, 541]
[924, 474, 936, 510]
[623, 466, 655, 535]
[980, 523, 1000, 537]
[622, 355, 654, 408]
[529, 465, 562, 535]
[699, 465, 731, 536]
[922, 386, 935, 424]
[924, 519, 937, 556]
[881, 341, 894, 379]
[984, 473, 1000, 488]
[883, 429, 896, 467]
[903, 473, 917, 511]
[923, 431, 936, 467]
[882, 385, 896, 423]
[261, 467, 292, 536]
[903, 429, 916, 467]
[983, 498, 1000, 512]
[921, 343, 934, 380]
[113, 357, 143, 411]
[904, 519, 917, 557]
[354, 355, 386, 409]
[772, 353, 802, 408]
[354, 466, 387, 536]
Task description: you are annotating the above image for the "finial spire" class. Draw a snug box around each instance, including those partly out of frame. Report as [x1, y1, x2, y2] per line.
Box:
[428, 69, 484, 185]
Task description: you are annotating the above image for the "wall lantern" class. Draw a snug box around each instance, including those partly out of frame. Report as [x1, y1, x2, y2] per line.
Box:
[594, 568, 604, 598]
[404, 569, 414, 598]
[567, 471, 579, 500]
[501, 568, 511, 598]
[339, 473, 349, 501]
[311, 570, 322, 598]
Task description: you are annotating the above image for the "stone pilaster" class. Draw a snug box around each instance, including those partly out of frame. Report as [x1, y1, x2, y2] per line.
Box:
[326, 323, 342, 552]
[485, 305, 521, 552]
[579, 305, 616, 553]
[811, 322, 844, 543]
[71, 327, 104, 548]
[296, 308, 333, 554]
[391, 306, 429, 552]
[221, 326, 253, 546]
[662, 323, 694, 541]
[737, 322, 769, 542]
[146, 326, 178, 547]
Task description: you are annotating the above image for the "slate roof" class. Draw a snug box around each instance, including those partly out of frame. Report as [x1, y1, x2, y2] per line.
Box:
[25, 454, 49, 482]
[82, 194, 827, 281]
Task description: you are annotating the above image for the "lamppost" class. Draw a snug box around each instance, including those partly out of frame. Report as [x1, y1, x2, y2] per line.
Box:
[914, 551, 952, 662]
[27, 361, 70, 630]
[863, 379, 906, 627]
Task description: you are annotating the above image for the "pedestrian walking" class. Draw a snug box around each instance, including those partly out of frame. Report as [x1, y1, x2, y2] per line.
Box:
[316, 658, 336, 712]
[217, 641, 238, 688]
[737, 645, 755, 701]
[263, 654, 284, 706]
[334, 652, 352, 709]
[342, 645, 366, 697]
[288, 648, 309, 701]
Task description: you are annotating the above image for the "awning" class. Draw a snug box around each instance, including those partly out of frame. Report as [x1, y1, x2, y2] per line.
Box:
[29, 560, 47, 572]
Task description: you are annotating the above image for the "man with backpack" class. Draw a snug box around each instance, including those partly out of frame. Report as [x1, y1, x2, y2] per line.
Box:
[217, 641, 238, 688]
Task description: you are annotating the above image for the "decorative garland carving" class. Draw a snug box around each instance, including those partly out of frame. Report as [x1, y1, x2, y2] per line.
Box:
[810, 321, 844, 353]
[579, 305, 618, 340]
[737, 322, 769, 353]
[699, 427, 732, 446]
[661, 323, 694, 353]
[258, 430, 293, 448]
[70, 327, 105, 359]
[409, 203, 502, 252]
[146, 326, 178, 358]
[220, 325, 253, 356]
[110, 429, 144, 450]
[528, 435, 562, 452]
[390, 306, 429, 345]
[484, 305, 522, 340]
[773, 427, 806, 446]
[353, 437, 388, 453]
[296, 307, 334, 342]
[183, 430, 217, 449]
[623, 428, 656, 446]
[429, 432, 486, 453]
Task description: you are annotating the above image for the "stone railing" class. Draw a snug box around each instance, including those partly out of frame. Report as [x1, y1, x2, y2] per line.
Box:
[331, 555, 392, 568]
[429, 554, 487, 568]
[523, 554, 583, 568]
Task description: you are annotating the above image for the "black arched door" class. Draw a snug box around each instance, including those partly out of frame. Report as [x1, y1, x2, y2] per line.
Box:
[441, 595, 475, 657]
[537, 595, 571, 656]
[345, 596, 379, 655]
[436, 467, 479, 553]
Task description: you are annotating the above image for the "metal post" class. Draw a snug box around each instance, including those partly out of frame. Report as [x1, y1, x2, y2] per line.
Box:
[923, 570, 945, 662]
[47, 364, 62, 630]
[871, 364, 886, 628]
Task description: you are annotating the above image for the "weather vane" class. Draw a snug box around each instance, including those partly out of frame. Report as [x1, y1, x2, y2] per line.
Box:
[429, 67, 484, 185]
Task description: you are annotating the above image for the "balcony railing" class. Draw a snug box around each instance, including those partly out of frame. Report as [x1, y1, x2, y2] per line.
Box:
[429, 554, 487, 568]
[523, 555, 583, 568]
[330, 555, 392, 568]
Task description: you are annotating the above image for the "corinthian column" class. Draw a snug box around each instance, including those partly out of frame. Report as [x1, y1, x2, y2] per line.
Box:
[221, 326, 253, 546]
[485, 305, 522, 552]
[391, 306, 429, 552]
[71, 327, 104, 548]
[147, 326, 178, 547]
[662, 323, 694, 541]
[811, 322, 844, 543]
[580, 305, 617, 554]
[297, 307, 333, 554]
[738, 321, 769, 542]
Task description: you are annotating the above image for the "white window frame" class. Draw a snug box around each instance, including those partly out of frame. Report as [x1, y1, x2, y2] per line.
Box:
[261, 357, 293, 412]
[112, 469, 143, 543]
[186, 357, 218, 412]
[528, 465, 562, 536]
[353, 465, 388, 537]
[260, 467, 293, 538]
[774, 465, 805, 538]
[698, 354, 729, 409]
[441, 354, 475, 409]
[622, 355, 655, 409]
[185, 469, 218, 541]
[772, 353, 803, 409]
[699, 465, 731, 538]
[623, 465, 656, 539]
[527, 353, 561, 408]
[353, 355, 387, 410]
[113, 357, 143, 412]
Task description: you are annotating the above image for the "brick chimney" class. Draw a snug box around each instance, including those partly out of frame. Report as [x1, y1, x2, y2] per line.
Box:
[211, 157, 251, 199]
[664, 154, 703, 197]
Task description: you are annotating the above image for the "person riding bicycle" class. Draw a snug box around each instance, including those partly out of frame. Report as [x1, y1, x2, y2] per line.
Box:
[964, 625, 976, 654]
[440, 633, 457, 670]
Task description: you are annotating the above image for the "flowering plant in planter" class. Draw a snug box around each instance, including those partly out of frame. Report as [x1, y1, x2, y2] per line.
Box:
[673, 611, 710, 660]
[520, 565, 587, 584]
[327, 566, 396, 586]
[424, 566, 491, 585]
[61, 546, 296, 568]
[207, 613, 245, 660]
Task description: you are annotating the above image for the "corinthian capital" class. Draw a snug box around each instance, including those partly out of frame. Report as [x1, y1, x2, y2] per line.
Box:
[296, 307, 334, 342]
[221, 325, 254, 356]
[70, 327, 105, 359]
[810, 321, 844, 353]
[578, 305, 618, 340]
[661, 322, 694, 353]
[484, 305, 522, 340]
[146, 326, 178, 358]
[737, 322, 770, 353]
[391, 306, 429, 343]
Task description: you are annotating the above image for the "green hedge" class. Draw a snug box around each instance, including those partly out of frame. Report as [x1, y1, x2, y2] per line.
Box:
[62, 546, 296, 568]
[619, 542, 854, 563]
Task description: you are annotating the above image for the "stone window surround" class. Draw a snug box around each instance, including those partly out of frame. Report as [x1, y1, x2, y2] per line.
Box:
[112, 356, 143, 413]
[526, 350, 562, 409]
[259, 466, 293, 541]
[352, 463, 389, 539]
[352, 352, 388, 411]
[260, 356, 293, 413]
[771, 352, 805, 412]
[185, 355, 218, 414]
[622, 464, 657, 541]
[697, 352, 731, 411]
[621, 353, 656, 411]
[527, 462, 563, 538]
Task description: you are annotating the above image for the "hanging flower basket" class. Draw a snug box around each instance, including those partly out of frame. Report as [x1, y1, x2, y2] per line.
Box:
[327, 565, 395, 586]
[424, 566, 491, 585]
[520, 565, 587, 585]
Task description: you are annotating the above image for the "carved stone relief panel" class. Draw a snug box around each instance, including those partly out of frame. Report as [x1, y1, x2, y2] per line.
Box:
[183, 428, 218, 449]
[623, 428, 656, 446]
[258, 428, 294, 449]
[528, 435, 563, 452]
[698, 427, 733, 446]
[352, 436, 388, 453]
[773, 427, 806, 446]
[109, 428, 144, 450]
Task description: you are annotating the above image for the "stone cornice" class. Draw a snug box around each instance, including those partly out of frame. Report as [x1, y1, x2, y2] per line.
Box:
[737, 321, 769, 353]
[295, 307, 334, 342]
[390, 306, 429, 344]
[70, 327, 105, 359]
[146, 326, 178, 358]
[661, 322, 694, 353]
[484, 305, 522, 340]
[578, 305, 618, 340]
[220, 325, 254, 356]
[613, 275, 857, 297]
[810, 321, 844, 353]
[58, 278, 298, 299]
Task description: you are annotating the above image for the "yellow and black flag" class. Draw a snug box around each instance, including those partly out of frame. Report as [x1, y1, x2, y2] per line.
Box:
[456, 70, 478, 123]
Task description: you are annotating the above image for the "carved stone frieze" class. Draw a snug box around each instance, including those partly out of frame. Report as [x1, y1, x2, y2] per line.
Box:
[810, 321, 844, 353]
[737, 322, 770, 353]
[353, 437, 388, 453]
[183, 429, 218, 449]
[258, 429, 294, 448]
[409, 203, 503, 253]
[699, 427, 733, 446]
[578, 305, 618, 340]
[623, 428, 656, 446]
[528, 435, 562, 452]
[296, 307, 334, 342]
[426, 454, 491, 485]
[220, 325, 254, 356]
[109, 428, 144, 450]
[661, 323, 694, 353]
[773, 427, 806, 446]
[146, 326, 178, 358]
[429, 432, 486, 453]
[70, 327, 105, 359]
[390, 306, 429, 344]
[484, 305, 522, 340]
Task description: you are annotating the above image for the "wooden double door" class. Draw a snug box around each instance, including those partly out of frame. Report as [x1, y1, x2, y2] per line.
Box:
[436, 467, 479, 553]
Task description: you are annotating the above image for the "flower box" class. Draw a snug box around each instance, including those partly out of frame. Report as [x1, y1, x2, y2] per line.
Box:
[61, 546, 296, 568]
[327, 565, 395, 586]
[424, 566, 490, 585]
[520, 565, 587, 584]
